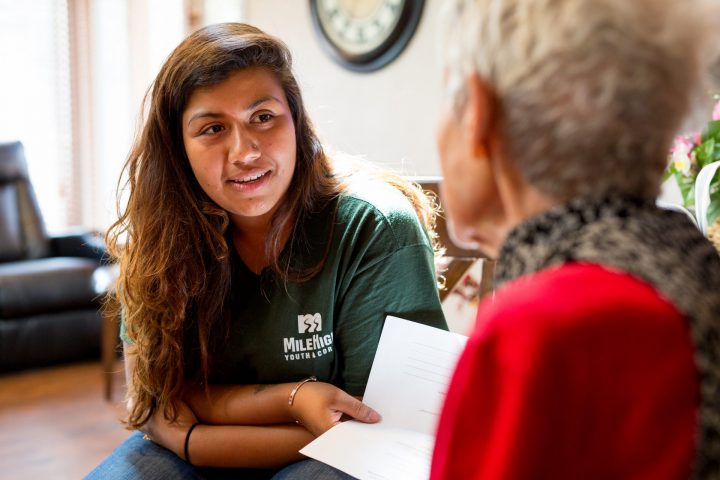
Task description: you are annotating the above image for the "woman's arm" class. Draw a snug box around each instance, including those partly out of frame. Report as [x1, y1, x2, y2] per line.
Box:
[183, 383, 296, 425]
[187, 424, 313, 468]
[184, 381, 379, 435]
[124, 344, 379, 467]
[143, 401, 315, 469]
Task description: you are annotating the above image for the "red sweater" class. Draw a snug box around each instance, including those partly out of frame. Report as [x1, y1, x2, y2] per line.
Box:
[431, 263, 697, 480]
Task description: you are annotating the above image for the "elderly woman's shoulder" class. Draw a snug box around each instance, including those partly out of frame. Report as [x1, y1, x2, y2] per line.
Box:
[486, 263, 686, 329]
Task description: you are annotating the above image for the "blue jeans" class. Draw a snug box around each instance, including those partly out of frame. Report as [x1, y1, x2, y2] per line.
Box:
[85, 431, 356, 479]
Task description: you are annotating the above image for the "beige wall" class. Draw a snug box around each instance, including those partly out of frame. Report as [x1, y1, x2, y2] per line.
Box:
[234, 2, 688, 203]
[242, 0, 444, 176]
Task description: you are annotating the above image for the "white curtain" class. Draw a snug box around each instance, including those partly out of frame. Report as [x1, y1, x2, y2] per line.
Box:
[0, 0, 72, 232]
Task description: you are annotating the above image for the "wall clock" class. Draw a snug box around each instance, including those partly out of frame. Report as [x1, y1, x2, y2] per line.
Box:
[309, 0, 425, 73]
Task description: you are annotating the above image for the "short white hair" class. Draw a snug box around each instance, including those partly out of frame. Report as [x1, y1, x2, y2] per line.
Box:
[440, 0, 720, 200]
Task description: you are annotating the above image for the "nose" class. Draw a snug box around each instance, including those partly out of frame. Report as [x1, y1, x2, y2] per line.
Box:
[228, 128, 260, 164]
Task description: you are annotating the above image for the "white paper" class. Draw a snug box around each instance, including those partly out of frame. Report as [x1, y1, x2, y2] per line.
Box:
[300, 316, 468, 480]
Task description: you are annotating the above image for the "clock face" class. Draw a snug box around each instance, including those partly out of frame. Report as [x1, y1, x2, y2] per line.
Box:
[310, 0, 425, 72]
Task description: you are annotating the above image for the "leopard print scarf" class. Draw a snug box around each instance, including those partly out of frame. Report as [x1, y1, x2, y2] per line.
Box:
[495, 195, 720, 479]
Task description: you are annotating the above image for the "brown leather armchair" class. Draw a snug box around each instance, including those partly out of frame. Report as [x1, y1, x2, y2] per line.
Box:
[0, 141, 110, 371]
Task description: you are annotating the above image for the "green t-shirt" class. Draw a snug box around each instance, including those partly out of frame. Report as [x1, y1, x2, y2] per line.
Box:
[210, 180, 447, 395]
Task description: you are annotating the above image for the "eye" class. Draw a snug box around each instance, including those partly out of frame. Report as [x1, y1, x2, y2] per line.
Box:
[254, 113, 274, 124]
[200, 124, 225, 135]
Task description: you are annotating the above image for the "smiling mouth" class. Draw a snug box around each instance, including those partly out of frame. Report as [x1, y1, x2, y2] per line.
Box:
[230, 170, 270, 185]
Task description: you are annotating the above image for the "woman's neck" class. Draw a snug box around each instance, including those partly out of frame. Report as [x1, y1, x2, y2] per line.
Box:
[230, 217, 293, 275]
[476, 154, 561, 258]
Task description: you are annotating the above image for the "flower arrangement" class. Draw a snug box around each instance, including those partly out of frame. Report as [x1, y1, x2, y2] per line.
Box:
[665, 96, 720, 246]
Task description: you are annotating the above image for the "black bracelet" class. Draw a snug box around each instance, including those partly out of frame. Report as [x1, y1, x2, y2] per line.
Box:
[184, 422, 200, 465]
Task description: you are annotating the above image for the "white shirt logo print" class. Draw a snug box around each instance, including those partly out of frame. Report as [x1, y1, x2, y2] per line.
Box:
[284, 313, 333, 361]
[298, 313, 322, 333]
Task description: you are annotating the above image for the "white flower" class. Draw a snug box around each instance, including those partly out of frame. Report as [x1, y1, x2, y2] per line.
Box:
[671, 136, 693, 175]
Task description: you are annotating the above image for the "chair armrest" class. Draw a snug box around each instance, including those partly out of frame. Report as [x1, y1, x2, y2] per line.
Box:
[49, 230, 111, 264]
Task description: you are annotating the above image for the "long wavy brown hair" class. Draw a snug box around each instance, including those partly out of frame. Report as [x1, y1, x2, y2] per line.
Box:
[106, 23, 441, 429]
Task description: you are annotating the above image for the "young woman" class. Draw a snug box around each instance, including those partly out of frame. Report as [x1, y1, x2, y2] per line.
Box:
[88, 23, 447, 479]
[430, 0, 720, 478]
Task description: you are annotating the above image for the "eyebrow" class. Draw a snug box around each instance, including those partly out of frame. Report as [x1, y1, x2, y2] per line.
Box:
[246, 95, 281, 111]
[186, 95, 283, 127]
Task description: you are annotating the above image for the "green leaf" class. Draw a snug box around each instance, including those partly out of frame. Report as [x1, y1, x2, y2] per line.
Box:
[695, 138, 716, 168]
[706, 165, 720, 224]
[707, 199, 720, 225]
[702, 120, 720, 142]
[674, 170, 696, 208]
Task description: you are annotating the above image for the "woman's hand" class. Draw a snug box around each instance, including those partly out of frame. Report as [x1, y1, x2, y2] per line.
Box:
[141, 398, 199, 459]
[288, 381, 381, 437]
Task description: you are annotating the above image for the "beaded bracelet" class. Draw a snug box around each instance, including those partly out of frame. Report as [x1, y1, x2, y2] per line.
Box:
[288, 376, 317, 406]
[184, 422, 200, 465]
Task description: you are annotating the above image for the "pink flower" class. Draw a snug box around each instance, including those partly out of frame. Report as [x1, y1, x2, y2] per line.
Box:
[671, 135, 694, 175]
[713, 100, 720, 121]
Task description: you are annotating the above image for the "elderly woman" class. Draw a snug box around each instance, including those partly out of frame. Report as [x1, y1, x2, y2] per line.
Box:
[431, 0, 720, 478]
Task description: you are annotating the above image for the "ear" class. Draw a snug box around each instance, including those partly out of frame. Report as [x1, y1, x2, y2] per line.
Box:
[463, 72, 493, 159]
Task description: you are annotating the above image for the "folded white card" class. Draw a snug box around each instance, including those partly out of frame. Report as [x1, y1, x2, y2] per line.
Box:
[300, 316, 468, 480]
